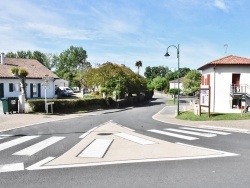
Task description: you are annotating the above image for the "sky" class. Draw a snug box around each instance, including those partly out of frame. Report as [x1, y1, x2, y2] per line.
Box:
[1, 0, 250, 74]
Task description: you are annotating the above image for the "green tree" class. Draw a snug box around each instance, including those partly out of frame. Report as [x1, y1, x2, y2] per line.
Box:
[135, 60, 142, 75]
[5, 52, 17, 58]
[17, 51, 28, 58]
[144, 66, 169, 81]
[166, 67, 191, 81]
[151, 76, 169, 91]
[84, 62, 147, 99]
[10, 67, 29, 101]
[32, 51, 46, 65]
[5, 50, 52, 67]
[43, 53, 59, 70]
[182, 70, 201, 95]
[56, 46, 91, 87]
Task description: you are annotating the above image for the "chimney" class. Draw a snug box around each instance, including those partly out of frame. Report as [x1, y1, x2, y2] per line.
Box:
[1, 53, 5, 65]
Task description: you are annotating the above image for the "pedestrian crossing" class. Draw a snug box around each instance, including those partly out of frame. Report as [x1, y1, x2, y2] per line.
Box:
[0, 135, 64, 155]
[148, 127, 231, 141]
[0, 125, 233, 173]
[0, 127, 233, 159]
[13, 136, 65, 156]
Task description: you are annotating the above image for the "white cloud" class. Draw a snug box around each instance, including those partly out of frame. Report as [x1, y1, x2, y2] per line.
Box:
[214, 0, 228, 11]
[25, 22, 100, 40]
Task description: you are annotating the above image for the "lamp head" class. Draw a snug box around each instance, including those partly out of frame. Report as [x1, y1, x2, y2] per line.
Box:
[164, 52, 170, 57]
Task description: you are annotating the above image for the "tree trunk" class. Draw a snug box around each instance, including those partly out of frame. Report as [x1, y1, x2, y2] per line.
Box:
[20, 78, 28, 101]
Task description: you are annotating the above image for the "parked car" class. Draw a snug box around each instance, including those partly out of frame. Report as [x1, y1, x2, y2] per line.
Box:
[71, 87, 80, 93]
[58, 87, 74, 97]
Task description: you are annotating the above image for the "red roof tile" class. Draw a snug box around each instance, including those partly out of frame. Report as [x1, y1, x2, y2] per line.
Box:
[198, 55, 250, 70]
[0, 58, 59, 79]
[169, 77, 185, 83]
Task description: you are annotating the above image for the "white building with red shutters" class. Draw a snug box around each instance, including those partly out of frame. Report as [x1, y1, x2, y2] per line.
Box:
[198, 55, 250, 113]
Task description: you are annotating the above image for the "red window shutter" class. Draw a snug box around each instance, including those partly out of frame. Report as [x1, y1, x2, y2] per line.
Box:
[201, 76, 204, 85]
[207, 74, 210, 86]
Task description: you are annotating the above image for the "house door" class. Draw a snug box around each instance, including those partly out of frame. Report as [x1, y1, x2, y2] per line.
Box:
[232, 74, 240, 85]
[232, 74, 240, 92]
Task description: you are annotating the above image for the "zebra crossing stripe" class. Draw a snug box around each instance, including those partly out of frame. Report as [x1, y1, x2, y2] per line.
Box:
[0, 135, 12, 140]
[13, 136, 65, 156]
[0, 136, 39, 152]
[115, 133, 156, 145]
[199, 126, 249, 133]
[0, 163, 24, 173]
[165, 128, 216, 137]
[180, 127, 231, 135]
[78, 139, 113, 158]
[148, 129, 198, 140]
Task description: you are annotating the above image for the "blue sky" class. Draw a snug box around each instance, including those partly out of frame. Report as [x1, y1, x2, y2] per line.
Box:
[1, 0, 250, 73]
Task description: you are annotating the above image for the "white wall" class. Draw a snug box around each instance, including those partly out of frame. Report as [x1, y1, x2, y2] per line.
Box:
[169, 82, 183, 90]
[54, 79, 69, 87]
[0, 78, 55, 99]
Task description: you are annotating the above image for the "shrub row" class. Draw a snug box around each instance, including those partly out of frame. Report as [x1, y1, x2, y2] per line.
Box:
[27, 91, 154, 113]
[28, 98, 109, 113]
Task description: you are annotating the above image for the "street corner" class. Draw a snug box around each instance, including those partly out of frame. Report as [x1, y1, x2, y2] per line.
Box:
[26, 120, 239, 170]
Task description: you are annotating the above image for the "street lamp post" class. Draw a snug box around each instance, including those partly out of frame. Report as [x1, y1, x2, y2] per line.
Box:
[165, 44, 180, 115]
[171, 67, 176, 104]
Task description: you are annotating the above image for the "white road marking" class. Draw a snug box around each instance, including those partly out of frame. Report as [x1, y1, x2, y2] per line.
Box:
[26, 147, 239, 171]
[165, 128, 216, 137]
[0, 135, 12, 140]
[148, 129, 198, 140]
[122, 127, 135, 132]
[176, 143, 239, 157]
[199, 125, 249, 133]
[0, 163, 24, 173]
[13, 136, 65, 156]
[78, 139, 113, 158]
[181, 127, 231, 135]
[26, 157, 55, 170]
[115, 133, 156, 145]
[79, 127, 98, 138]
[0, 136, 39, 152]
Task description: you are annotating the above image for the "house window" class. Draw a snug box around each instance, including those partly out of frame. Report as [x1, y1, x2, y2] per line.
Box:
[9, 83, 21, 92]
[14, 83, 20, 92]
[232, 99, 241, 109]
[0, 83, 4, 98]
[33, 84, 37, 95]
[30, 83, 41, 98]
[9, 83, 14, 92]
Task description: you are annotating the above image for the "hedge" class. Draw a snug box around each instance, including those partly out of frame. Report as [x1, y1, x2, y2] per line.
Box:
[27, 98, 109, 113]
[27, 91, 154, 113]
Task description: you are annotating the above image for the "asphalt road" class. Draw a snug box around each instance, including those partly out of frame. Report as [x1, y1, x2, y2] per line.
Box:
[0, 97, 250, 188]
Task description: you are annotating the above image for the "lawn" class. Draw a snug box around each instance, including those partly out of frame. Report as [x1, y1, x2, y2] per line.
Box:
[177, 111, 250, 121]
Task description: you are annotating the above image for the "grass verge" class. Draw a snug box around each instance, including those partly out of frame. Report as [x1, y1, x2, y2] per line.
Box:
[177, 111, 250, 121]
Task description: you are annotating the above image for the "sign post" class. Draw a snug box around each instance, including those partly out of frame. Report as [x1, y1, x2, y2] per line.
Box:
[42, 75, 51, 113]
[199, 85, 211, 118]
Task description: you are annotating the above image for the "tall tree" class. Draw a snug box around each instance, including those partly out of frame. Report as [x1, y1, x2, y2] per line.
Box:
[5, 50, 49, 66]
[84, 62, 147, 98]
[10, 67, 29, 101]
[32, 51, 46, 65]
[182, 70, 201, 95]
[135, 60, 142, 75]
[144, 66, 169, 81]
[56, 46, 91, 86]
[43, 53, 59, 70]
[5, 52, 17, 58]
